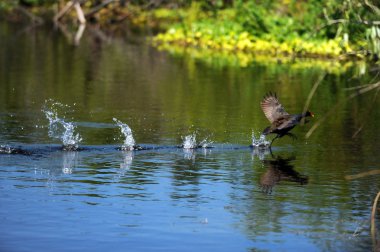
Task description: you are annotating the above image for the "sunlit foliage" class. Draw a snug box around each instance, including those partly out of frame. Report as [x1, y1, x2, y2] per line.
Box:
[152, 0, 379, 59]
[2, 0, 379, 60]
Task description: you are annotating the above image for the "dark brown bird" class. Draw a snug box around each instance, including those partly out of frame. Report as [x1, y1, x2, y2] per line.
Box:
[261, 92, 314, 146]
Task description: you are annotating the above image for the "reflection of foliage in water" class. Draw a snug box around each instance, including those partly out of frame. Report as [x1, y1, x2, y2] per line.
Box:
[155, 42, 360, 72]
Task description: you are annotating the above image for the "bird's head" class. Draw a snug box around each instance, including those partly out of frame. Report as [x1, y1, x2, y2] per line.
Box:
[306, 111, 314, 118]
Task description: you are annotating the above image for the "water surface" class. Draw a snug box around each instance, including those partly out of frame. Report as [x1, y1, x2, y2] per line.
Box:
[0, 22, 379, 251]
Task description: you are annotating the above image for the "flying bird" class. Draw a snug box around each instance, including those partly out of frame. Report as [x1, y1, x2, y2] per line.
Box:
[261, 92, 314, 146]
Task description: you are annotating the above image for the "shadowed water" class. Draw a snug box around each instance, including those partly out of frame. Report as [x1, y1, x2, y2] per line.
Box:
[0, 22, 380, 252]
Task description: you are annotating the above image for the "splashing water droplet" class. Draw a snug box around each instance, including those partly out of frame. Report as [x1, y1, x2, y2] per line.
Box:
[198, 137, 214, 148]
[182, 133, 197, 149]
[42, 100, 82, 150]
[113, 118, 135, 151]
[61, 121, 82, 150]
[252, 130, 270, 148]
[0, 145, 12, 154]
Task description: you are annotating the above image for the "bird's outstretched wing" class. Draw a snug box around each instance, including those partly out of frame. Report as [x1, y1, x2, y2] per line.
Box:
[260, 92, 289, 123]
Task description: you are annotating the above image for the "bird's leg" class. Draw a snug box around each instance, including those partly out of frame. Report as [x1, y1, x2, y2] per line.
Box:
[269, 135, 279, 148]
[269, 145, 275, 157]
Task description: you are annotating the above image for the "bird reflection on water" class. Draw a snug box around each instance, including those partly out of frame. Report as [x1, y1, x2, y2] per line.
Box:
[260, 155, 308, 194]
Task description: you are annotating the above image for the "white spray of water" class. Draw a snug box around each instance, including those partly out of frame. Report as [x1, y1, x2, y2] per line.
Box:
[113, 118, 135, 151]
[0, 145, 12, 154]
[198, 137, 214, 148]
[43, 101, 82, 150]
[182, 133, 197, 149]
[251, 130, 270, 148]
[182, 133, 214, 149]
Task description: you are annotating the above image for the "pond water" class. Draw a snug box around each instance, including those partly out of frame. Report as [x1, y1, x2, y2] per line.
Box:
[1, 22, 380, 251]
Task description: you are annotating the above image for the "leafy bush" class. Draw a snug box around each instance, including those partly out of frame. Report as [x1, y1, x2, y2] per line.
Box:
[153, 0, 379, 59]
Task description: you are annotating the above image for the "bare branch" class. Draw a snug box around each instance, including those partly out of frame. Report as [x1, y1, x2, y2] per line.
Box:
[15, 6, 44, 24]
[323, 18, 380, 27]
[352, 87, 379, 138]
[85, 0, 117, 18]
[345, 169, 380, 180]
[365, 0, 380, 16]
[318, 7, 380, 34]
[344, 84, 372, 91]
[301, 72, 326, 125]
[74, 0, 86, 24]
[371, 192, 380, 251]
[54, 1, 75, 23]
[305, 81, 380, 139]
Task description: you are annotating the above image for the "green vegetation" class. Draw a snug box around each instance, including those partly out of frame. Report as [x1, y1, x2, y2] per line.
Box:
[155, 42, 360, 72]
[2, 0, 380, 64]
[152, 0, 380, 60]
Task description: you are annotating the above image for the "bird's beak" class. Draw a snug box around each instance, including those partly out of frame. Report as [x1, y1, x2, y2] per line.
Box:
[311, 112, 315, 117]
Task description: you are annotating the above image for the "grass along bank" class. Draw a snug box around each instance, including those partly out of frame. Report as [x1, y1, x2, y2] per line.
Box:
[151, 1, 378, 61]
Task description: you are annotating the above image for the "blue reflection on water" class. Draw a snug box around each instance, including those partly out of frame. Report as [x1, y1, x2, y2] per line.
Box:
[0, 144, 373, 252]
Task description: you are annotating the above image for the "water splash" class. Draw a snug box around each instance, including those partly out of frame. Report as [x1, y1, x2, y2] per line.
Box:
[182, 133, 214, 149]
[0, 145, 12, 154]
[198, 137, 214, 148]
[182, 133, 197, 149]
[42, 101, 82, 151]
[113, 118, 135, 151]
[251, 131, 270, 148]
[0, 145, 31, 155]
